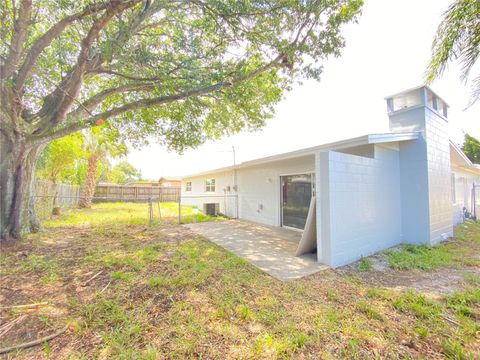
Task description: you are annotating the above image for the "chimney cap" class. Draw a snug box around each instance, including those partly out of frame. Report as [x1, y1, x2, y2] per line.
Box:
[384, 85, 449, 107]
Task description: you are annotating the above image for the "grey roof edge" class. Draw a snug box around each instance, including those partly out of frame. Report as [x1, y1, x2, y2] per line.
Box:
[181, 132, 420, 179]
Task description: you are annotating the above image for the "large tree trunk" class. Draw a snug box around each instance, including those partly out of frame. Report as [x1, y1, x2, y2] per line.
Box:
[0, 131, 42, 239]
[79, 154, 98, 208]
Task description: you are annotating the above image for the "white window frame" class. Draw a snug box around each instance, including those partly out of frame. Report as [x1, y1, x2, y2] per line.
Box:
[205, 178, 216, 192]
[185, 181, 192, 192]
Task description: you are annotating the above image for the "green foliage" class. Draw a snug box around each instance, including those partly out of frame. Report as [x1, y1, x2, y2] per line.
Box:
[1, 0, 364, 151]
[462, 133, 480, 164]
[426, 0, 480, 104]
[357, 256, 372, 272]
[386, 244, 453, 271]
[107, 161, 141, 185]
[36, 133, 84, 184]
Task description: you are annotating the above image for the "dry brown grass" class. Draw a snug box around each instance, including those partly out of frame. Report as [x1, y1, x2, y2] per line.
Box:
[0, 205, 479, 359]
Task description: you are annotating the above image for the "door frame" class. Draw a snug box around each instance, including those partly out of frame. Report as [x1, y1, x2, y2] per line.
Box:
[279, 172, 315, 230]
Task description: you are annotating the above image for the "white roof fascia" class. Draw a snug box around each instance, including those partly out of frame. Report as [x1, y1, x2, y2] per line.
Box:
[181, 132, 419, 179]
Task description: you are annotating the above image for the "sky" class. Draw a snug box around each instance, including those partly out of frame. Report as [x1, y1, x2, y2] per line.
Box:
[126, 0, 480, 180]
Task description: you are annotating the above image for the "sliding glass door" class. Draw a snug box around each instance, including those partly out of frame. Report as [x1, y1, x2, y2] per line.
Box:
[281, 174, 314, 230]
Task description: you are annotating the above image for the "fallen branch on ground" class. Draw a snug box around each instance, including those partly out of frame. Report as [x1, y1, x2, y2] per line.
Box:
[100, 279, 112, 293]
[0, 315, 27, 338]
[0, 302, 48, 310]
[443, 315, 460, 326]
[0, 324, 69, 354]
[81, 270, 103, 286]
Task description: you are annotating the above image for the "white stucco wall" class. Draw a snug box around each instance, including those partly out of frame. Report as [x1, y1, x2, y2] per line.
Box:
[181, 156, 315, 224]
[237, 156, 315, 226]
[316, 145, 402, 268]
[181, 170, 237, 217]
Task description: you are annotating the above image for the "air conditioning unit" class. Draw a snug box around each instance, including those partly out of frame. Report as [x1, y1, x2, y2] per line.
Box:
[204, 203, 220, 216]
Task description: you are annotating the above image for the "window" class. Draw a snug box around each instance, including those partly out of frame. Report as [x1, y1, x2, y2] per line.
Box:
[391, 89, 422, 111]
[185, 181, 192, 192]
[451, 173, 456, 203]
[205, 178, 215, 192]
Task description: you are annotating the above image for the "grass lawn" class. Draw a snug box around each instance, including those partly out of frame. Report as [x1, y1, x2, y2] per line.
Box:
[43, 202, 221, 227]
[0, 204, 479, 359]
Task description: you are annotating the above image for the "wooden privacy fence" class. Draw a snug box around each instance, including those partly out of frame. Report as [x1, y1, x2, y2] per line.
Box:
[34, 180, 81, 206]
[94, 185, 180, 202]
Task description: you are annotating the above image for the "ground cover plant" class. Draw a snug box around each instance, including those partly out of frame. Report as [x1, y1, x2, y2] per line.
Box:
[0, 205, 479, 358]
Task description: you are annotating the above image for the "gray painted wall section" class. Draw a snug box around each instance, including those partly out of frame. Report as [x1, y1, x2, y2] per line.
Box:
[316, 146, 402, 267]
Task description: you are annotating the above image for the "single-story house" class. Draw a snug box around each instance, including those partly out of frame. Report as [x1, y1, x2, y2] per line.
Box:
[181, 86, 480, 267]
[158, 177, 181, 187]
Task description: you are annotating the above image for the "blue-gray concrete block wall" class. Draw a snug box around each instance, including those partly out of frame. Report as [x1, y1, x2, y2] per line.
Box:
[389, 88, 453, 245]
[391, 107, 431, 245]
[316, 146, 403, 267]
[317, 86, 455, 267]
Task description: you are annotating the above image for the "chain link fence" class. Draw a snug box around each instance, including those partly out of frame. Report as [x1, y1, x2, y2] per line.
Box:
[31, 180, 238, 226]
[32, 180, 81, 221]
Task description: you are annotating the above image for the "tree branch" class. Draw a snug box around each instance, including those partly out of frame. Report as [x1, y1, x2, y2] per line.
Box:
[14, 2, 110, 92]
[89, 68, 163, 82]
[33, 0, 140, 134]
[1, 0, 31, 81]
[30, 55, 282, 146]
[68, 82, 157, 120]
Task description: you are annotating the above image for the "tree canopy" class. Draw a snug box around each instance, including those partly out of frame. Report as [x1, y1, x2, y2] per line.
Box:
[107, 161, 142, 185]
[1, 0, 363, 151]
[36, 133, 84, 184]
[462, 133, 480, 164]
[426, 0, 480, 104]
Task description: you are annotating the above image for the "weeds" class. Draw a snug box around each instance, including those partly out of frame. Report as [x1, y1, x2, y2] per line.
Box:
[386, 244, 452, 271]
[357, 257, 372, 272]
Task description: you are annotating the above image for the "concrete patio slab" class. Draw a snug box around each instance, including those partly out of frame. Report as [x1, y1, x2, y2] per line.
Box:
[184, 220, 328, 281]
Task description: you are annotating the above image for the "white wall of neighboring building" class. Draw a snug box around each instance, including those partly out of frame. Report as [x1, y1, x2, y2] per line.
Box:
[316, 145, 403, 267]
[451, 167, 480, 225]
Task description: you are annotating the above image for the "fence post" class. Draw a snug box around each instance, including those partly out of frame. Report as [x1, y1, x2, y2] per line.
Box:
[148, 197, 153, 225]
[178, 195, 181, 224]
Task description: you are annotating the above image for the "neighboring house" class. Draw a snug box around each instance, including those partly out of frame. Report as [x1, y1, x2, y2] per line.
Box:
[181, 86, 480, 267]
[126, 181, 160, 186]
[158, 177, 181, 187]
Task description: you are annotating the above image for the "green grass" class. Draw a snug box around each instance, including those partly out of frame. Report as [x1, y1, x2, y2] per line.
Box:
[386, 244, 453, 271]
[44, 201, 222, 227]
[357, 257, 372, 272]
[384, 220, 480, 271]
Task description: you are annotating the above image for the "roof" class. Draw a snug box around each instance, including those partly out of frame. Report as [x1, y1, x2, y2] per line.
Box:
[450, 141, 480, 175]
[159, 177, 181, 181]
[182, 132, 420, 178]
